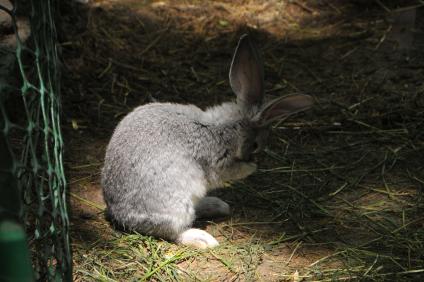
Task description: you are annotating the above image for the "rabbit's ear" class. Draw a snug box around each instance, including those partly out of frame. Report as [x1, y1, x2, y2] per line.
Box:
[229, 34, 264, 110]
[255, 94, 313, 126]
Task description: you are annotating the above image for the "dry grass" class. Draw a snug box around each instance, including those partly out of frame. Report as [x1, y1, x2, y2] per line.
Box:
[61, 0, 424, 281]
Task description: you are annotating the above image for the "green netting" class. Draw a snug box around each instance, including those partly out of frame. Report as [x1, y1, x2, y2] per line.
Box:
[0, 0, 72, 281]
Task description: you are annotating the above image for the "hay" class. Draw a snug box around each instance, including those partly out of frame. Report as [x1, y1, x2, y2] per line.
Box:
[61, 0, 424, 280]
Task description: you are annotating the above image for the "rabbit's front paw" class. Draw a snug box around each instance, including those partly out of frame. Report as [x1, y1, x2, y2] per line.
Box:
[177, 228, 219, 249]
[223, 162, 257, 181]
[242, 162, 257, 176]
[234, 162, 257, 179]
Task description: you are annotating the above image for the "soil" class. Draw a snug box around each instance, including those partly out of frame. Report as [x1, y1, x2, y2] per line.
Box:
[61, 0, 424, 280]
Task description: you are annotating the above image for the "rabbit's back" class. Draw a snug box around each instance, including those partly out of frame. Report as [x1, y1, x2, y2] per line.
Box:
[104, 102, 206, 163]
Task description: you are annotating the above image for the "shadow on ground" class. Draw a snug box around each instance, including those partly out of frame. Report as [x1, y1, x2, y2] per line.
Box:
[61, 1, 424, 281]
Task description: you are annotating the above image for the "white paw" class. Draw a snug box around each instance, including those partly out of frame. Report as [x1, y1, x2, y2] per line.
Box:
[177, 228, 219, 249]
[195, 196, 230, 218]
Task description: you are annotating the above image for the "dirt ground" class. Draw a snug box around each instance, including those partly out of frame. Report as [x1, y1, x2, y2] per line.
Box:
[61, 0, 424, 281]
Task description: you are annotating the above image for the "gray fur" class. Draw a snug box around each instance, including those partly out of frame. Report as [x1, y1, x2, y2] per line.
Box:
[101, 34, 313, 244]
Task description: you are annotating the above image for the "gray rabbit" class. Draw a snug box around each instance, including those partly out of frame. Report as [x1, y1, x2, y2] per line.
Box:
[101, 35, 313, 248]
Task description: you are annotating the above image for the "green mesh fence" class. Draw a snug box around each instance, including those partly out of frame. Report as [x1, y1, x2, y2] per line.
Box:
[0, 0, 72, 280]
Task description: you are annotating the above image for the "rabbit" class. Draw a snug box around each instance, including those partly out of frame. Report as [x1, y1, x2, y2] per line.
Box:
[101, 34, 313, 249]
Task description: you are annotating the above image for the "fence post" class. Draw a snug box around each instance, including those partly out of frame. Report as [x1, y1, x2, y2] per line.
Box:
[0, 113, 34, 281]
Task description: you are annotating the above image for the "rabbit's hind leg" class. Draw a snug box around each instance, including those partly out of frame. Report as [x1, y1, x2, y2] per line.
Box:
[113, 206, 220, 248]
[129, 209, 220, 249]
[110, 210, 193, 241]
[195, 196, 230, 219]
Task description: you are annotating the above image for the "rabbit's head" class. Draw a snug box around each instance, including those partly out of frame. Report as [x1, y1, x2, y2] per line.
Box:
[229, 35, 314, 161]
